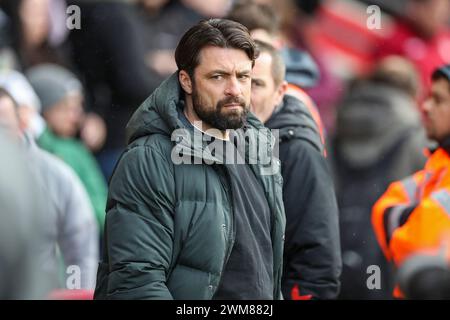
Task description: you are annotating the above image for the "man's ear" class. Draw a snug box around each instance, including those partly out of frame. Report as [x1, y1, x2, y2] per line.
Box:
[274, 80, 288, 106]
[179, 70, 193, 95]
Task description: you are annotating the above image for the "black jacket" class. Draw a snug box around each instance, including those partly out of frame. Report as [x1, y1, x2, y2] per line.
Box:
[265, 94, 342, 299]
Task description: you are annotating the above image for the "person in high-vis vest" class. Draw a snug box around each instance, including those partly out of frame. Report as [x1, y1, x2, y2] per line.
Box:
[372, 65, 450, 298]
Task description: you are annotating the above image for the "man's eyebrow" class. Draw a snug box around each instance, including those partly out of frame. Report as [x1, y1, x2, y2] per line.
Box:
[238, 70, 252, 75]
[207, 70, 231, 76]
[252, 78, 265, 85]
[205, 69, 252, 77]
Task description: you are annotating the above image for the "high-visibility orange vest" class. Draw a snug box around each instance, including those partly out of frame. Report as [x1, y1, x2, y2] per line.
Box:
[372, 147, 450, 298]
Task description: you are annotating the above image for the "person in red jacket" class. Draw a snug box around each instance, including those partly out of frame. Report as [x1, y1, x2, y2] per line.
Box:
[372, 65, 450, 298]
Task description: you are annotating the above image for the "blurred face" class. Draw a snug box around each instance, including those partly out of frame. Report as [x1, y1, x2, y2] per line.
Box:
[422, 78, 450, 142]
[20, 0, 50, 46]
[0, 96, 21, 138]
[251, 52, 286, 123]
[181, 0, 232, 17]
[179, 46, 252, 131]
[43, 93, 83, 138]
[250, 29, 284, 50]
[251, 29, 275, 46]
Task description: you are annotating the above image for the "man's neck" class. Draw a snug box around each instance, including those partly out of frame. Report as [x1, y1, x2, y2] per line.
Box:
[439, 136, 450, 151]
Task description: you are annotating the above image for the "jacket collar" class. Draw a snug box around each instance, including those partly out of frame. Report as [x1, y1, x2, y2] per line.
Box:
[126, 72, 279, 169]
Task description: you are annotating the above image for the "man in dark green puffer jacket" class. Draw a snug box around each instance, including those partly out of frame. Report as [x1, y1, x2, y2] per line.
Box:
[94, 19, 286, 300]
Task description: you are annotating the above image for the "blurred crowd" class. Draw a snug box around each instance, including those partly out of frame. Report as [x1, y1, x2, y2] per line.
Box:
[1, 0, 450, 299]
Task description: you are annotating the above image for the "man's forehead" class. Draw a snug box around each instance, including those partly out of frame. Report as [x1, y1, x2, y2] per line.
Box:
[432, 78, 450, 96]
[252, 52, 274, 82]
[197, 46, 253, 72]
[254, 52, 273, 70]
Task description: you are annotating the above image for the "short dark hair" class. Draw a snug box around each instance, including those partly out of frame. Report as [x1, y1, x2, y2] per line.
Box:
[432, 65, 450, 92]
[175, 18, 258, 77]
[226, 1, 280, 36]
[432, 65, 450, 81]
[254, 40, 286, 86]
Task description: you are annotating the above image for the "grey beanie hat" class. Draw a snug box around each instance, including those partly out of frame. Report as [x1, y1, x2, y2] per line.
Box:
[26, 64, 83, 114]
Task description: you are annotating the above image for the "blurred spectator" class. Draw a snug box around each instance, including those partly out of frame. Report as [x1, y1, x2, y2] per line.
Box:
[133, 0, 176, 92]
[0, 0, 73, 69]
[251, 40, 341, 299]
[135, 0, 232, 93]
[330, 56, 428, 299]
[135, 0, 200, 92]
[370, 55, 422, 100]
[0, 0, 109, 153]
[0, 69, 45, 136]
[0, 8, 9, 47]
[0, 87, 99, 292]
[67, 0, 155, 179]
[0, 127, 48, 299]
[374, 0, 450, 98]
[397, 245, 450, 299]
[372, 64, 450, 298]
[0, 7, 19, 70]
[26, 64, 107, 234]
[179, 0, 231, 17]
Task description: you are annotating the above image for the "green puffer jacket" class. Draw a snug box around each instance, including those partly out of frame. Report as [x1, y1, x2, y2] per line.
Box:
[94, 73, 286, 300]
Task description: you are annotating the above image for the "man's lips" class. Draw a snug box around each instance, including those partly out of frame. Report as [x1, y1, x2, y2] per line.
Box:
[223, 103, 243, 109]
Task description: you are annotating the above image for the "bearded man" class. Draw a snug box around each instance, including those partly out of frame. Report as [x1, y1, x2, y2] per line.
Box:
[94, 18, 285, 300]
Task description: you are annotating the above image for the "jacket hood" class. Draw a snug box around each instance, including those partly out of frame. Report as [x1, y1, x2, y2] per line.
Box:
[281, 47, 320, 89]
[126, 72, 277, 165]
[126, 73, 183, 143]
[334, 81, 423, 168]
[265, 94, 323, 152]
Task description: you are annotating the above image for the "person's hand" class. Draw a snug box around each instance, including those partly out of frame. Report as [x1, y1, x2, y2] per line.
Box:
[80, 113, 107, 152]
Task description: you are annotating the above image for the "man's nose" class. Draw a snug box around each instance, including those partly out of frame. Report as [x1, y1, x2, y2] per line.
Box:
[224, 77, 241, 96]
